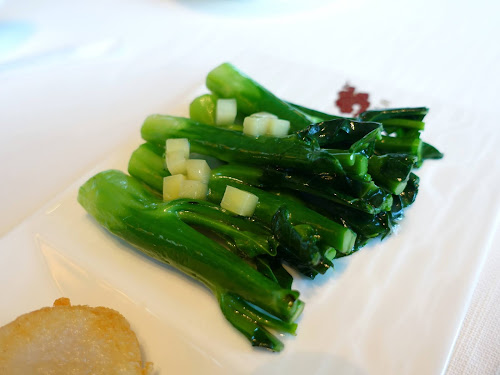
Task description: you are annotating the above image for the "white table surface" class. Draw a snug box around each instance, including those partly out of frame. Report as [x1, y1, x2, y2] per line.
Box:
[1, 1, 499, 374]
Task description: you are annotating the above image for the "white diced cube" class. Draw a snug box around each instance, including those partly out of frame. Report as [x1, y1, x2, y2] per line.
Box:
[216, 98, 237, 125]
[220, 186, 259, 217]
[166, 150, 187, 175]
[186, 159, 211, 183]
[166, 138, 190, 158]
[243, 116, 269, 136]
[163, 174, 186, 201]
[179, 180, 208, 200]
[266, 118, 290, 137]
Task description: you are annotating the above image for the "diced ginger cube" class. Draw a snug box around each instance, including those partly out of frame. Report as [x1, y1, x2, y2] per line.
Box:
[243, 116, 268, 136]
[166, 150, 187, 175]
[186, 159, 211, 184]
[179, 180, 208, 200]
[220, 186, 259, 217]
[215, 98, 237, 125]
[166, 138, 190, 158]
[163, 174, 186, 201]
[266, 118, 290, 137]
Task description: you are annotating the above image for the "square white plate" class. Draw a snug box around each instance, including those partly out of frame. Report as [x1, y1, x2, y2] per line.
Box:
[1, 56, 498, 375]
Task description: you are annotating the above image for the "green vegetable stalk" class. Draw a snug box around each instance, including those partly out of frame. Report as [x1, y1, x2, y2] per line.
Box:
[141, 114, 348, 176]
[78, 170, 304, 351]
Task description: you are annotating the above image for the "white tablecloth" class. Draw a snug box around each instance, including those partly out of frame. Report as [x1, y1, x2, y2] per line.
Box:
[1, 0, 499, 373]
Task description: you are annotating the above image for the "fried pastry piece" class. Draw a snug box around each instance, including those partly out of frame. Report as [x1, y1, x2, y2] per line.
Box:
[0, 298, 152, 375]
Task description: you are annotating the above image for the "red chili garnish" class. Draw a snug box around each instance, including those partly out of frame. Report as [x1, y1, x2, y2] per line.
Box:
[335, 84, 370, 117]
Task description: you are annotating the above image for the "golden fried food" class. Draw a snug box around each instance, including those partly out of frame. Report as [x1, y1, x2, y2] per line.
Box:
[0, 298, 152, 375]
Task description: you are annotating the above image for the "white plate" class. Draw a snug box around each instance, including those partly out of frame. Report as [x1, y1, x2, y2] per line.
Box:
[1, 57, 499, 375]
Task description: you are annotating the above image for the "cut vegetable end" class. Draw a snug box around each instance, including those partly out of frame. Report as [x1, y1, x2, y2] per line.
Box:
[216, 98, 237, 125]
[186, 159, 211, 183]
[323, 247, 337, 261]
[179, 180, 208, 200]
[250, 328, 284, 352]
[221, 186, 259, 216]
[339, 230, 357, 254]
[243, 116, 269, 136]
[166, 138, 190, 158]
[267, 118, 290, 137]
[163, 174, 186, 201]
[391, 181, 408, 196]
[189, 94, 217, 125]
[166, 151, 187, 175]
[242, 115, 290, 137]
[288, 299, 305, 323]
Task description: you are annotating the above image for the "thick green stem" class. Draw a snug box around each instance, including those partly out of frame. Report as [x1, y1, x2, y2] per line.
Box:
[128, 142, 168, 193]
[141, 114, 346, 175]
[359, 107, 429, 122]
[375, 135, 422, 156]
[381, 118, 425, 131]
[78, 170, 303, 323]
[189, 93, 217, 125]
